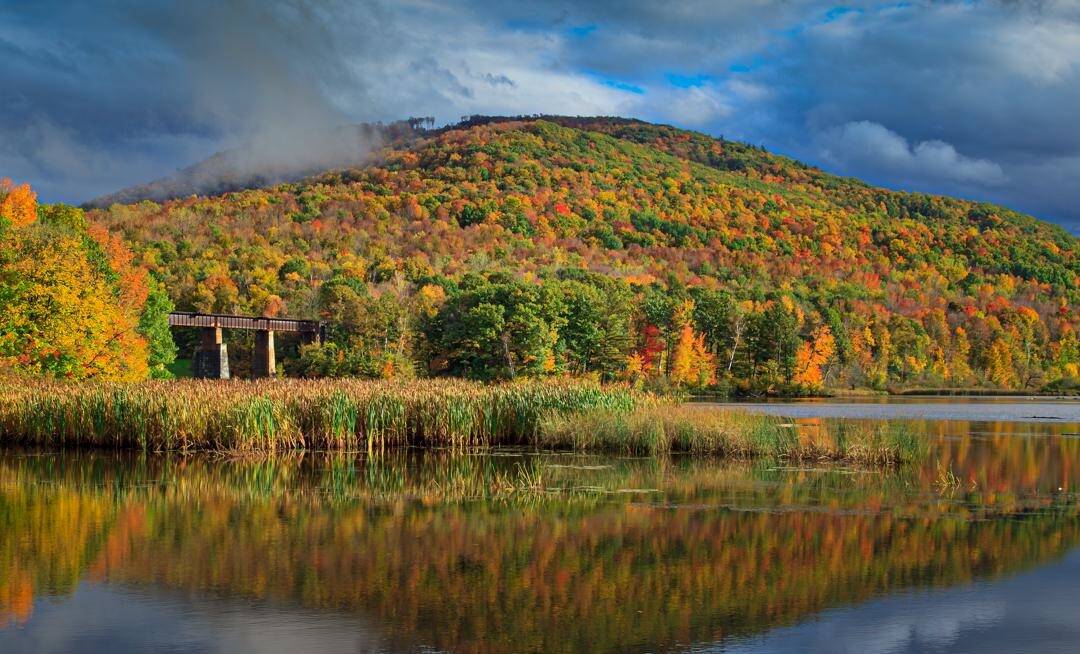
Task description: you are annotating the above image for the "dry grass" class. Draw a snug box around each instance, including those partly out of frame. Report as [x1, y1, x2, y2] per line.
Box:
[0, 378, 635, 451]
[0, 379, 922, 464]
[537, 400, 923, 464]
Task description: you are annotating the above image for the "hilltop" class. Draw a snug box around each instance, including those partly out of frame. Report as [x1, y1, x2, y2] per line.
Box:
[89, 116, 1079, 391]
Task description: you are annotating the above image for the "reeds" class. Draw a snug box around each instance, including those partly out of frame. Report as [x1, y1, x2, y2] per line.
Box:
[0, 379, 921, 464]
[0, 378, 636, 452]
[536, 400, 924, 464]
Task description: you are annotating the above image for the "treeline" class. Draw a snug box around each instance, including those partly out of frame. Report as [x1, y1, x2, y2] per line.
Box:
[54, 116, 1071, 391]
[0, 180, 175, 381]
[284, 267, 1077, 393]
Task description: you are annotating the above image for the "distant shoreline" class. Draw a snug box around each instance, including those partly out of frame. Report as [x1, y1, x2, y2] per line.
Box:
[693, 388, 1080, 401]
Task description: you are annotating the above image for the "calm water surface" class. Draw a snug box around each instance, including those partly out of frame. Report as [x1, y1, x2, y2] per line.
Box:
[3, 399, 1080, 653]
[710, 396, 1080, 423]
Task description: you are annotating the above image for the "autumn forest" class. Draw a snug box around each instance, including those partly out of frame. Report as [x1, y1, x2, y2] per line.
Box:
[2, 116, 1078, 393]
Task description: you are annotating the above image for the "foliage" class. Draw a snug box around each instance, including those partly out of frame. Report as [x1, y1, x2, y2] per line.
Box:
[81, 117, 1078, 390]
[0, 185, 169, 381]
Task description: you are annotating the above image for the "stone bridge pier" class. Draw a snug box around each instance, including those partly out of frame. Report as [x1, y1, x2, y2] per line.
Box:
[194, 326, 230, 379]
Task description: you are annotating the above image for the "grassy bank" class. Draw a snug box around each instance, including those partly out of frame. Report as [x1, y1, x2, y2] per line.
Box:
[539, 401, 923, 464]
[0, 379, 921, 463]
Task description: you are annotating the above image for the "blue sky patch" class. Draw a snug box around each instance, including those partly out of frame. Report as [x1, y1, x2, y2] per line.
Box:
[601, 79, 645, 94]
[667, 73, 712, 88]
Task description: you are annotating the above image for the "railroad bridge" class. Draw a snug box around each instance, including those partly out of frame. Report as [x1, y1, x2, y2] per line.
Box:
[168, 312, 325, 379]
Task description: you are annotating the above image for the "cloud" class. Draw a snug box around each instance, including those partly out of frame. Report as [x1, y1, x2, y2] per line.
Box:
[1, 0, 1080, 232]
[817, 121, 1007, 188]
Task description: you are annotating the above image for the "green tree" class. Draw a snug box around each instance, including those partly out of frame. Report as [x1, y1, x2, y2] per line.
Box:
[139, 278, 178, 378]
[748, 302, 800, 385]
[558, 273, 634, 379]
[426, 275, 565, 379]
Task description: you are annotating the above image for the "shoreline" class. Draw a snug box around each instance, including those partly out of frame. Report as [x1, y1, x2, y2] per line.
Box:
[693, 388, 1080, 401]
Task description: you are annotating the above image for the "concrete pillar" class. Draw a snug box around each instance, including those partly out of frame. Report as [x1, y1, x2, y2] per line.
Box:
[194, 327, 230, 379]
[252, 330, 276, 378]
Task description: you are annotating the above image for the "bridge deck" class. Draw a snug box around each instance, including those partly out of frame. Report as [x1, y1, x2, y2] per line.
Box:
[168, 312, 323, 334]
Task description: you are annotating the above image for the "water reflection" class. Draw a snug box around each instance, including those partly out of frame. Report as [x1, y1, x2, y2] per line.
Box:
[3, 417, 1080, 653]
[722, 550, 1080, 654]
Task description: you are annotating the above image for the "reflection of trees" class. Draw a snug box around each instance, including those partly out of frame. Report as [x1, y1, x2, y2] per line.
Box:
[2, 444, 1079, 652]
[0, 478, 117, 626]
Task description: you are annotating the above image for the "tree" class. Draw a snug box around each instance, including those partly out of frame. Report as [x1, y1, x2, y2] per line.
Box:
[139, 279, 178, 378]
[0, 200, 154, 380]
[669, 322, 717, 388]
[792, 325, 835, 389]
[1050, 327, 1079, 381]
[1009, 306, 1046, 387]
[426, 276, 564, 380]
[558, 277, 633, 379]
[0, 179, 36, 227]
[748, 301, 800, 385]
[691, 289, 750, 377]
[986, 337, 1017, 388]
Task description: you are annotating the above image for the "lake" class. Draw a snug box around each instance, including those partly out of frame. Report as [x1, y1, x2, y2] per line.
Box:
[3, 399, 1080, 653]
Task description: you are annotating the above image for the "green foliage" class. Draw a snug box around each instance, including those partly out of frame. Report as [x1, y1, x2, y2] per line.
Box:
[139, 278, 177, 378]
[748, 302, 800, 386]
[425, 275, 565, 380]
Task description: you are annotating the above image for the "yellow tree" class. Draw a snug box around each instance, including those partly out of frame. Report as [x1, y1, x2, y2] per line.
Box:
[949, 327, 973, 384]
[1, 187, 151, 381]
[669, 322, 717, 388]
[1049, 326, 1078, 380]
[985, 337, 1017, 388]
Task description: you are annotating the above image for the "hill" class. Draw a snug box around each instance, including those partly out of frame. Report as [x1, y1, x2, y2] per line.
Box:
[89, 116, 1079, 391]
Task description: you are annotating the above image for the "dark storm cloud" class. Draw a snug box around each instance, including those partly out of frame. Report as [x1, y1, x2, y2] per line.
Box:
[2, 0, 1078, 233]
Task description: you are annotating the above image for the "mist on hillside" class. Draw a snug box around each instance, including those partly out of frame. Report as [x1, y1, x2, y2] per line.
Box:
[86, 123, 391, 206]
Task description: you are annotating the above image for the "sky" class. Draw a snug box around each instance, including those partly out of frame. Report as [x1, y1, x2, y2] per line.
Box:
[2, 0, 1079, 234]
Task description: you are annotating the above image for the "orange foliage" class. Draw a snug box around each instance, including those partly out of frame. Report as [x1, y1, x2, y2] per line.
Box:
[793, 326, 836, 388]
[0, 178, 37, 227]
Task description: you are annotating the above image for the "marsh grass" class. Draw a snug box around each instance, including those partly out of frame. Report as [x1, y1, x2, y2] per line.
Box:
[0, 379, 921, 464]
[537, 400, 923, 464]
[0, 378, 636, 452]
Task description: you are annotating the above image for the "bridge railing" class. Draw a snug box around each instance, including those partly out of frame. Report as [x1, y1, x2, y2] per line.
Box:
[168, 312, 323, 334]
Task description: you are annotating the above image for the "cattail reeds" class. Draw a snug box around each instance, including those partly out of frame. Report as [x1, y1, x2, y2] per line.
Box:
[0, 379, 920, 464]
[536, 400, 923, 464]
[0, 378, 636, 452]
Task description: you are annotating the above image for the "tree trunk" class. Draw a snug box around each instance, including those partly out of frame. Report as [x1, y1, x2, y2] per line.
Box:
[727, 319, 743, 373]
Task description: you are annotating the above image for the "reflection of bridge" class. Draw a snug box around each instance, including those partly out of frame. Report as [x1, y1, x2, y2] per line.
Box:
[168, 312, 325, 379]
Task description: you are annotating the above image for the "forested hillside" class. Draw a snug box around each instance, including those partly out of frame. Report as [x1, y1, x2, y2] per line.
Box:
[91, 117, 1079, 392]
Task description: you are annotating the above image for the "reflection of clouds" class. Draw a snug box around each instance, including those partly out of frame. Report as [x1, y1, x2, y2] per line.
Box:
[864, 599, 1004, 654]
[1, 583, 390, 654]
[715, 550, 1080, 654]
[716, 595, 1005, 654]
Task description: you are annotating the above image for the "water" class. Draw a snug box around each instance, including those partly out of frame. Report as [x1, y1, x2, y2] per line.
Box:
[709, 396, 1080, 423]
[3, 399, 1080, 653]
